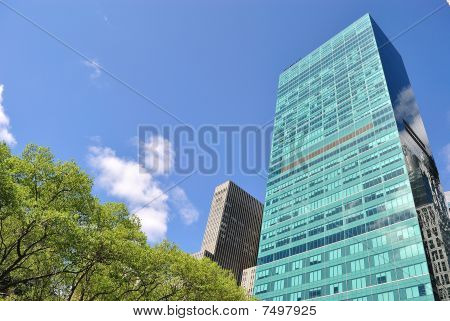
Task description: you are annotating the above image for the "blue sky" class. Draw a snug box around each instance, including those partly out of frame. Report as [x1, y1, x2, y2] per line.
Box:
[0, 0, 449, 252]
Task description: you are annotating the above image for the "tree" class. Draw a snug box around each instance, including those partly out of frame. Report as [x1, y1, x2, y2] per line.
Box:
[0, 143, 249, 301]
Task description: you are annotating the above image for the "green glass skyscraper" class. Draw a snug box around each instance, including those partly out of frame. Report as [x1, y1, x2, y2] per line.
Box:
[254, 14, 450, 301]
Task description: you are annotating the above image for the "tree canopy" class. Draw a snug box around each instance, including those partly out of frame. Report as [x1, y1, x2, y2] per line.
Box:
[0, 143, 249, 301]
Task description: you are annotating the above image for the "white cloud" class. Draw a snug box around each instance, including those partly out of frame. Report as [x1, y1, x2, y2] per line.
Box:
[394, 86, 419, 121]
[89, 135, 102, 145]
[170, 187, 199, 225]
[445, 191, 450, 203]
[83, 59, 102, 80]
[0, 84, 17, 146]
[88, 136, 199, 242]
[395, 86, 430, 156]
[442, 143, 450, 172]
[88, 145, 168, 242]
[142, 135, 175, 175]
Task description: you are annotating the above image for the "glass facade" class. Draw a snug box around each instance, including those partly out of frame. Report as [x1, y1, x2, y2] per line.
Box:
[253, 14, 445, 301]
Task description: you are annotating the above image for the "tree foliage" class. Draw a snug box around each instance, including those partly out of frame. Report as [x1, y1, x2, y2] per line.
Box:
[0, 143, 249, 301]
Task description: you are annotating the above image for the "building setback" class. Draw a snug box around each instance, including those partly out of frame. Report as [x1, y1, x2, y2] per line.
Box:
[194, 181, 263, 285]
[254, 14, 450, 301]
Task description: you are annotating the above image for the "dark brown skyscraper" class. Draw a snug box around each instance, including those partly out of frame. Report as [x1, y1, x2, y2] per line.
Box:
[193, 181, 263, 285]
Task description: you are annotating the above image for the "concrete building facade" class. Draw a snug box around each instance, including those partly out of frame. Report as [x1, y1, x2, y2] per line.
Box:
[241, 266, 257, 296]
[194, 181, 263, 285]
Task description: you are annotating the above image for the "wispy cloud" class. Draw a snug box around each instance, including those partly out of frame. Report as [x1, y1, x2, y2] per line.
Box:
[0, 84, 17, 146]
[441, 143, 450, 172]
[88, 137, 199, 242]
[395, 86, 430, 156]
[83, 59, 102, 80]
[445, 191, 450, 202]
[103, 15, 109, 23]
[141, 135, 175, 175]
[170, 187, 199, 225]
